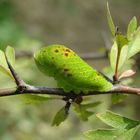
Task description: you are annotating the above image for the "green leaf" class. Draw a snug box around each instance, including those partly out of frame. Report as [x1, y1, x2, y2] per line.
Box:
[127, 16, 137, 40]
[20, 94, 51, 104]
[84, 129, 119, 140]
[74, 103, 94, 121]
[0, 65, 13, 78]
[0, 46, 16, 79]
[0, 49, 13, 78]
[110, 41, 118, 72]
[111, 94, 128, 104]
[52, 107, 67, 126]
[0, 50, 8, 68]
[107, 2, 115, 36]
[115, 34, 128, 50]
[127, 27, 140, 58]
[116, 125, 140, 140]
[118, 45, 128, 70]
[5, 46, 15, 67]
[80, 101, 102, 110]
[97, 111, 140, 130]
[111, 34, 128, 72]
[85, 111, 140, 140]
[73, 101, 101, 121]
[84, 126, 139, 140]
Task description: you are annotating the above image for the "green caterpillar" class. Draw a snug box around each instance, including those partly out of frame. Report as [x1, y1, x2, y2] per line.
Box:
[34, 45, 113, 93]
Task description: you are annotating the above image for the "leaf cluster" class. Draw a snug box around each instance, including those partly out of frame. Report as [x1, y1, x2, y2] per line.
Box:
[85, 111, 140, 140]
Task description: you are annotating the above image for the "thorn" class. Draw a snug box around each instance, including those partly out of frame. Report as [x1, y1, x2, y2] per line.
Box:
[4, 53, 25, 89]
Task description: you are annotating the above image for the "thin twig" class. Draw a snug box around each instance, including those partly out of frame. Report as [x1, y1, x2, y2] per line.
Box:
[113, 26, 120, 83]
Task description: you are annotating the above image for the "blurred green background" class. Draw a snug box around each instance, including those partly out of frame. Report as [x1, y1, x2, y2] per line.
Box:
[0, 0, 140, 140]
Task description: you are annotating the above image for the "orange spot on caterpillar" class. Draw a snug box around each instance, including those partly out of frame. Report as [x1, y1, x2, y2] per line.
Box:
[65, 48, 71, 52]
[64, 53, 69, 56]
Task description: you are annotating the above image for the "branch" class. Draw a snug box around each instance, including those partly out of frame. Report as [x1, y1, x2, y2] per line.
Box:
[0, 84, 140, 98]
[2, 49, 140, 99]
